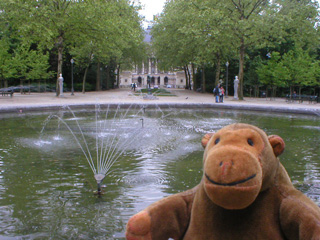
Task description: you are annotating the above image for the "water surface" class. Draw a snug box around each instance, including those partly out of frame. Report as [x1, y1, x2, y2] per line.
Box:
[0, 106, 319, 239]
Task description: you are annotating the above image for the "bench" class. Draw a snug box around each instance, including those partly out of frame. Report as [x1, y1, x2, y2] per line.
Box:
[307, 95, 318, 104]
[0, 91, 14, 97]
[1, 91, 14, 97]
[286, 94, 318, 104]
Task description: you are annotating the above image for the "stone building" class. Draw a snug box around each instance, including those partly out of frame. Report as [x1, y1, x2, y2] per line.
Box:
[119, 27, 186, 89]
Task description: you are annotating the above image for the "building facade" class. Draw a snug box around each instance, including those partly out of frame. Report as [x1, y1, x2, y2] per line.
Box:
[119, 27, 187, 89]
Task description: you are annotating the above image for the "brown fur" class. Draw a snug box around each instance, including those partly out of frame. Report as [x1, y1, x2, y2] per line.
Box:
[126, 123, 320, 240]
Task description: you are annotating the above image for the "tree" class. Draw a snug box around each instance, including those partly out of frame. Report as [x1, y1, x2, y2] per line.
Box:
[281, 47, 318, 96]
[151, 0, 200, 89]
[216, 0, 276, 100]
[69, 0, 145, 92]
[0, 0, 144, 95]
[0, 38, 13, 88]
[8, 44, 52, 93]
[274, 0, 319, 51]
[256, 52, 286, 99]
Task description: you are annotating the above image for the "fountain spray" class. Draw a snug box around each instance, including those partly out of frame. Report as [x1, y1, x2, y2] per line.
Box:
[94, 174, 106, 195]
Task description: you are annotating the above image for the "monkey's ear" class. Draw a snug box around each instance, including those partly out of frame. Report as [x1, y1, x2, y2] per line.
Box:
[268, 135, 285, 157]
[201, 133, 214, 149]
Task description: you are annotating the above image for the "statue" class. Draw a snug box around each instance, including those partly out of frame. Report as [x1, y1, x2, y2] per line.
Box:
[58, 73, 64, 97]
[234, 76, 239, 100]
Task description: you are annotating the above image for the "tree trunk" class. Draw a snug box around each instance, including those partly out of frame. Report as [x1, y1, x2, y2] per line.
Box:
[215, 54, 221, 86]
[96, 61, 101, 91]
[192, 63, 196, 91]
[82, 66, 89, 94]
[187, 65, 191, 90]
[56, 35, 64, 96]
[201, 66, 206, 93]
[183, 65, 189, 89]
[254, 85, 259, 98]
[116, 64, 120, 88]
[238, 37, 245, 100]
[106, 65, 110, 90]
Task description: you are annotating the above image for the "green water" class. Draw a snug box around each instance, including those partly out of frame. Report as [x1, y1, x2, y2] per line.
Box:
[0, 107, 319, 239]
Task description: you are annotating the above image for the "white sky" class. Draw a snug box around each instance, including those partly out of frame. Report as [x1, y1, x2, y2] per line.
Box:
[138, 0, 320, 27]
[138, 0, 166, 27]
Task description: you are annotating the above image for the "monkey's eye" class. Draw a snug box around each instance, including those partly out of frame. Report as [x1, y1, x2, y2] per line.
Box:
[247, 139, 254, 146]
[214, 138, 220, 144]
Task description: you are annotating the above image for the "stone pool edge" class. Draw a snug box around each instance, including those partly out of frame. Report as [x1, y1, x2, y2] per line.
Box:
[0, 102, 319, 116]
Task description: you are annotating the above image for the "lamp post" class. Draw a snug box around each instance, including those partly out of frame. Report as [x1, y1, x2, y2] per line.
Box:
[225, 61, 229, 98]
[70, 59, 74, 95]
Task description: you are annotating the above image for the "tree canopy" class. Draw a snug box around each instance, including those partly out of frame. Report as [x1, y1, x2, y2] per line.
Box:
[0, 0, 145, 94]
[151, 0, 320, 98]
[0, 0, 319, 98]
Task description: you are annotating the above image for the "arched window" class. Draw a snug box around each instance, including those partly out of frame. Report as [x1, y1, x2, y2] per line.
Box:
[164, 77, 168, 85]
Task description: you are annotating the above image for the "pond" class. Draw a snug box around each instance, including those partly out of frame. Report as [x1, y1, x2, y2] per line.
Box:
[0, 105, 319, 239]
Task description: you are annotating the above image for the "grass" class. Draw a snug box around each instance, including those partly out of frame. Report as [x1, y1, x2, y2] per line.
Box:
[135, 88, 177, 97]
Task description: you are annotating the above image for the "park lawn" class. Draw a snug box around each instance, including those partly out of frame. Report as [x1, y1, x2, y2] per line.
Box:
[135, 88, 177, 97]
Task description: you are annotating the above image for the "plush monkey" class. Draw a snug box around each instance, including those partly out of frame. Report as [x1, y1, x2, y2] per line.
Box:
[126, 123, 320, 240]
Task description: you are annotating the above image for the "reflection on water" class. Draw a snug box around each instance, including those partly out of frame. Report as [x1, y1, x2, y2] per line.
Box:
[0, 107, 319, 239]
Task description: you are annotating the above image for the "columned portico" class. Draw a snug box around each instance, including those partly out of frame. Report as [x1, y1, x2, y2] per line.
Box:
[119, 26, 187, 89]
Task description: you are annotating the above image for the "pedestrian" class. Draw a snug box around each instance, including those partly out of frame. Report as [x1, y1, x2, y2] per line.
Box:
[220, 86, 225, 103]
[213, 84, 220, 103]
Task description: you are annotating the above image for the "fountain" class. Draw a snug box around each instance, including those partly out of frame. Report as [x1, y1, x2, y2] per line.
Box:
[143, 76, 158, 100]
[40, 104, 148, 195]
[0, 106, 319, 239]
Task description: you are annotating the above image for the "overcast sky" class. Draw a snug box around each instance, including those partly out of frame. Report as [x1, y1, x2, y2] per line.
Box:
[138, 0, 320, 27]
[139, 0, 166, 27]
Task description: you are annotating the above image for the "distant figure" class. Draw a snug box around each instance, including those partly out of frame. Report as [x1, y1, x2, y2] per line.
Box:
[234, 76, 239, 100]
[293, 91, 297, 97]
[213, 84, 220, 103]
[220, 86, 225, 103]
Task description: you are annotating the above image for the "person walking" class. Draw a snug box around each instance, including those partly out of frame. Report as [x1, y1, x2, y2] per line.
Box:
[213, 84, 220, 103]
[219, 86, 225, 103]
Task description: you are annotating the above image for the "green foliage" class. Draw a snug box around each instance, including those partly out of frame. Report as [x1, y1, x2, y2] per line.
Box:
[281, 47, 318, 88]
[0, 37, 52, 86]
[256, 47, 319, 96]
[0, 0, 145, 92]
[74, 82, 94, 92]
[1, 0, 319, 95]
[257, 52, 286, 88]
[0, 38, 13, 85]
[151, 0, 320, 96]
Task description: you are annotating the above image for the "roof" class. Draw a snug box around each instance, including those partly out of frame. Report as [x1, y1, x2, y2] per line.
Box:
[144, 26, 152, 43]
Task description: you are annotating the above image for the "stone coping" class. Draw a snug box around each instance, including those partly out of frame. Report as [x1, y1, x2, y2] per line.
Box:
[0, 89, 319, 116]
